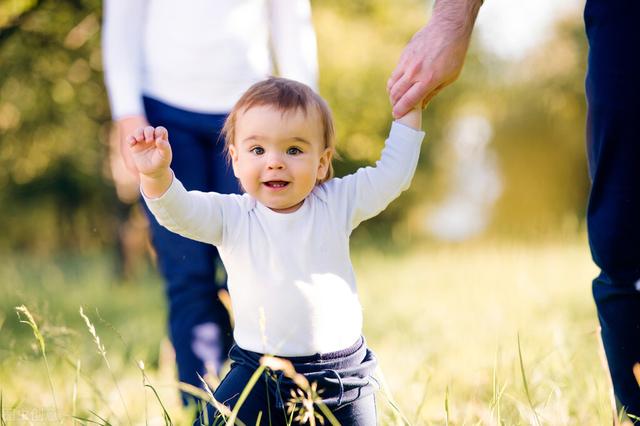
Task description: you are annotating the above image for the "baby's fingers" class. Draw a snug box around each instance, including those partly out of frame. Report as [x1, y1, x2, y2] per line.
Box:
[155, 137, 172, 161]
[154, 126, 168, 141]
[133, 126, 146, 142]
[143, 126, 155, 142]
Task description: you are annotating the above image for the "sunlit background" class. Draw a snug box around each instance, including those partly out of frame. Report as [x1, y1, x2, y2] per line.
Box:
[1, 1, 611, 424]
[0, 0, 589, 252]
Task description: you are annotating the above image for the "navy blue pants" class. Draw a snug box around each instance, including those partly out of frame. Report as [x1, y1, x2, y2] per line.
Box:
[585, 0, 640, 416]
[198, 337, 378, 425]
[142, 96, 237, 402]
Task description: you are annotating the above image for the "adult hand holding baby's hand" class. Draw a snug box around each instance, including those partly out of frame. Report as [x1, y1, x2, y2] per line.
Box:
[127, 126, 172, 179]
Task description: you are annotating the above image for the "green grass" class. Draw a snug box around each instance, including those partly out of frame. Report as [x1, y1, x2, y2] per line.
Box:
[0, 237, 615, 424]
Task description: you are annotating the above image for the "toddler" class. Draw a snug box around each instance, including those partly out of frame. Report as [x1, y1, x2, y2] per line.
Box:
[129, 77, 424, 425]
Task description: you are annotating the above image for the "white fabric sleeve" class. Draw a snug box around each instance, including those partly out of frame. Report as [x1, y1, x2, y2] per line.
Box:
[326, 121, 425, 232]
[102, 0, 147, 119]
[142, 177, 237, 247]
[268, 0, 319, 91]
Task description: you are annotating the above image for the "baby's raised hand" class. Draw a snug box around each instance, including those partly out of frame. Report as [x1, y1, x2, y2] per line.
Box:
[127, 126, 172, 178]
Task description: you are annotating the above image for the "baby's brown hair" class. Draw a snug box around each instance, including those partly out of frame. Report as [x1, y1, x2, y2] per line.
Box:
[221, 77, 336, 183]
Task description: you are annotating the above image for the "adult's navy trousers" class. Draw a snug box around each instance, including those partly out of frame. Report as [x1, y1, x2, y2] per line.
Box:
[585, 0, 640, 417]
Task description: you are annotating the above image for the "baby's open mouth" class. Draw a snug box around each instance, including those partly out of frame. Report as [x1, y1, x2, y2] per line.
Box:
[264, 181, 289, 188]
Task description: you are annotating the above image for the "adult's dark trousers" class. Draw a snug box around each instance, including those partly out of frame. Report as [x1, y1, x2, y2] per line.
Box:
[142, 96, 238, 403]
[198, 337, 379, 425]
[585, 0, 640, 417]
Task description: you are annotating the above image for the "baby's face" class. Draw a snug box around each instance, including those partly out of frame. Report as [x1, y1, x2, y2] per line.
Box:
[229, 105, 331, 213]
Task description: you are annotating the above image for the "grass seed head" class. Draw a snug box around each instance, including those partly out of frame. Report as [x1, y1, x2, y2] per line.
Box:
[79, 307, 106, 358]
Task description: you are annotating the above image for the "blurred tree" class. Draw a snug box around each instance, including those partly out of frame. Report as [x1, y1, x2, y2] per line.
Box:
[0, 0, 117, 252]
[486, 18, 589, 237]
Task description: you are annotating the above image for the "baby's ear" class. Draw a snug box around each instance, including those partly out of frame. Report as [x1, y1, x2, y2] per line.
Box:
[228, 144, 240, 178]
[317, 148, 332, 181]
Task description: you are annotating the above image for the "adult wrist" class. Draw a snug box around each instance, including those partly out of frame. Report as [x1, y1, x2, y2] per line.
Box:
[432, 0, 482, 36]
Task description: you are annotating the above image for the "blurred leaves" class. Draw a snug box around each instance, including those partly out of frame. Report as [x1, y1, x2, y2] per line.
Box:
[0, 0, 116, 252]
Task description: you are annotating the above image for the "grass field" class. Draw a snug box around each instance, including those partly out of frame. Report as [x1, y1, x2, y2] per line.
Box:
[0, 237, 618, 424]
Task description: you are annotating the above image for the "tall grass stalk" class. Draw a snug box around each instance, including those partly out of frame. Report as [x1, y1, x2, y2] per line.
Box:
[178, 373, 240, 426]
[596, 330, 622, 424]
[197, 373, 214, 426]
[192, 372, 239, 426]
[444, 386, 450, 426]
[373, 365, 411, 425]
[517, 333, 540, 426]
[137, 361, 149, 426]
[616, 408, 626, 426]
[261, 356, 341, 426]
[227, 365, 267, 426]
[61, 354, 119, 420]
[88, 409, 112, 425]
[73, 360, 81, 425]
[74, 410, 115, 425]
[139, 361, 173, 426]
[79, 307, 131, 425]
[72, 414, 110, 425]
[1, 391, 6, 426]
[15, 305, 60, 421]
[490, 350, 506, 425]
[413, 374, 430, 424]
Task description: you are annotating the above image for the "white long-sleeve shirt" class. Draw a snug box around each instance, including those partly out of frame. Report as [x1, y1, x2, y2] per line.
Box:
[102, 0, 318, 118]
[144, 122, 425, 356]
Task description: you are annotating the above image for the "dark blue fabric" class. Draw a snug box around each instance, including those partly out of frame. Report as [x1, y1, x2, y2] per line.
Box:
[142, 96, 238, 402]
[585, 0, 640, 417]
[199, 337, 379, 425]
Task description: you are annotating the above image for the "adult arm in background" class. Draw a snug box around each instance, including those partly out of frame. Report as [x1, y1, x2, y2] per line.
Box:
[102, 0, 149, 176]
[269, 0, 319, 91]
[387, 0, 483, 118]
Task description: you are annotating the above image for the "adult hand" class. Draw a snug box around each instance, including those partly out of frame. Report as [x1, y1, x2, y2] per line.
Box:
[387, 0, 482, 118]
[117, 115, 149, 175]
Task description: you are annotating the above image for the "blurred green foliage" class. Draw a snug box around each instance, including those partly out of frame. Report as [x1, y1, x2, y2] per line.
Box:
[0, 0, 589, 254]
[0, 0, 116, 253]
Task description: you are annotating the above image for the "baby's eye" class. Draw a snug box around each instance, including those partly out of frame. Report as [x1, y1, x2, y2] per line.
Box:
[250, 146, 265, 155]
[287, 147, 302, 155]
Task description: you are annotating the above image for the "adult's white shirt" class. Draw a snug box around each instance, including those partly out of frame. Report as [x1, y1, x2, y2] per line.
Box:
[103, 0, 319, 118]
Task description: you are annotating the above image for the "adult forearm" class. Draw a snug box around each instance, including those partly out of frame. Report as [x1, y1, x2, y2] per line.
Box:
[432, 0, 482, 40]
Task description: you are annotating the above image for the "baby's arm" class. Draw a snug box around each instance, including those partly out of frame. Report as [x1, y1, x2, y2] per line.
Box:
[395, 106, 422, 131]
[326, 110, 425, 232]
[128, 126, 235, 246]
[127, 126, 173, 198]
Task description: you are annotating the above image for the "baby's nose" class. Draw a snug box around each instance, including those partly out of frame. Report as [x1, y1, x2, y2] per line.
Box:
[266, 153, 285, 169]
